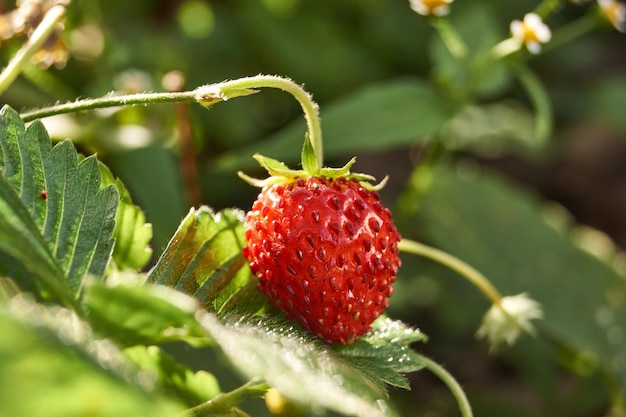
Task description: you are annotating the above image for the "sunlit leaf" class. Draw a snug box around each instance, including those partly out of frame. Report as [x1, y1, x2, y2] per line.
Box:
[124, 345, 221, 407]
[0, 295, 184, 417]
[147, 207, 251, 313]
[104, 146, 187, 251]
[0, 105, 118, 302]
[83, 278, 211, 347]
[195, 285, 425, 417]
[338, 317, 427, 390]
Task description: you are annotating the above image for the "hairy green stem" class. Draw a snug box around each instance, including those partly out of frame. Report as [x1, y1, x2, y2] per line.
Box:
[195, 75, 323, 171]
[20, 91, 198, 122]
[398, 239, 502, 306]
[421, 356, 473, 417]
[0, 5, 67, 96]
[183, 379, 269, 417]
[20, 75, 324, 172]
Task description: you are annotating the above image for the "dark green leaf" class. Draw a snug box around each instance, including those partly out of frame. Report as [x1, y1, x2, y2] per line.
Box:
[84, 279, 211, 347]
[591, 74, 626, 135]
[147, 207, 251, 313]
[404, 165, 626, 388]
[0, 105, 118, 299]
[440, 101, 545, 156]
[429, 3, 512, 99]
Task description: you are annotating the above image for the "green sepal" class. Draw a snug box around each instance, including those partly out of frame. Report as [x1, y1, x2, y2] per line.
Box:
[300, 133, 319, 175]
[241, 153, 388, 191]
[252, 154, 305, 178]
[317, 157, 378, 182]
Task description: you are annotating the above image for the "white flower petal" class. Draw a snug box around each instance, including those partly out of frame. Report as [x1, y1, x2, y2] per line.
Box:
[526, 41, 542, 54]
[510, 20, 524, 39]
[524, 13, 542, 26]
[535, 25, 552, 42]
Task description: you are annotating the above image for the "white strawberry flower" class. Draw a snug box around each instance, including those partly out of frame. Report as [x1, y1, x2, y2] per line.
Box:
[408, 0, 454, 17]
[598, 0, 626, 33]
[510, 13, 552, 54]
[477, 293, 543, 349]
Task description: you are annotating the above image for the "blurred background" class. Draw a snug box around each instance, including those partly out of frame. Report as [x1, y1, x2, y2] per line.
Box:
[1, 0, 625, 415]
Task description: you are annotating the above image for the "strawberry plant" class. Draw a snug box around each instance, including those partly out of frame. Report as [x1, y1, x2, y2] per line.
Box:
[1, 1, 626, 416]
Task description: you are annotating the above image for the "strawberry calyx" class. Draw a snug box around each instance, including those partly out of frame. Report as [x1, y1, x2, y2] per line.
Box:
[238, 134, 388, 191]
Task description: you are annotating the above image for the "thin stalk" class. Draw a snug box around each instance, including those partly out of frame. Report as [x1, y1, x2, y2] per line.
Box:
[542, 11, 599, 53]
[20, 91, 198, 122]
[22, 75, 324, 172]
[0, 5, 67, 95]
[431, 17, 468, 60]
[183, 379, 269, 417]
[533, 0, 565, 19]
[195, 75, 323, 171]
[398, 239, 502, 306]
[491, 38, 522, 60]
[421, 356, 473, 417]
[512, 63, 552, 142]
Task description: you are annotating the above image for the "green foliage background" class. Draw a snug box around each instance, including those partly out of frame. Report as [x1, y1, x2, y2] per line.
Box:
[1, 0, 626, 416]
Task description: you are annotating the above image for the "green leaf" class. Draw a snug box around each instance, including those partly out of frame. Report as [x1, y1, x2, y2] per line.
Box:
[150, 207, 427, 415]
[104, 146, 186, 252]
[403, 164, 626, 389]
[147, 207, 251, 313]
[440, 100, 545, 156]
[338, 317, 427, 390]
[0, 295, 184, 417]
[100, 163, 153, 270]
[124, 345, 221, 407]
[83, 278, 212, 347]
[0, 105, 118, 299]
[0, 174, 74, 306]
[199, 294, 390, 417]
[429, 4, 512, 100]
[193, 285, 425, 417]
[591, 74, 626, 135]
[213, 78, 450, 172]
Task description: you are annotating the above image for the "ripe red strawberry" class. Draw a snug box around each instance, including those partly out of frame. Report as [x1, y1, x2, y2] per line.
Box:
[242, 170, 401, 345]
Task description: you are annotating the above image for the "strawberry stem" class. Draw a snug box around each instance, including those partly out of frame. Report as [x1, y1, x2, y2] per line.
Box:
[398, 239, 503, 306]
[183, 378, 269, 417]
[420, 355, 474, 417]
[195, 75, 324, 173]
[21, 75, 325, 174]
